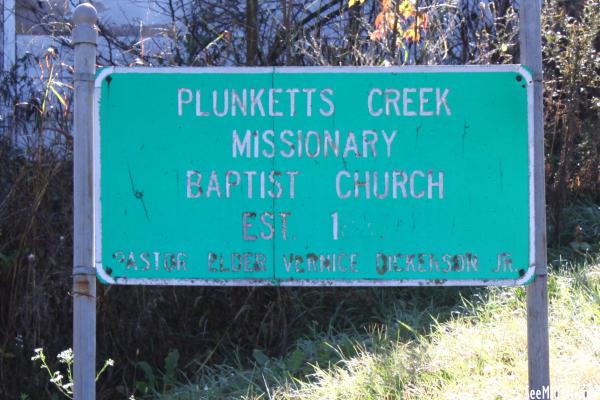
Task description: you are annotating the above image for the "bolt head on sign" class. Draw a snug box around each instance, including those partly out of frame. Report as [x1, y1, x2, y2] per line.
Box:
[94, 66, 535, 286]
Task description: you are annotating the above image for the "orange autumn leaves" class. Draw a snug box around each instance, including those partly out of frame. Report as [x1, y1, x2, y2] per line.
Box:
[349, 0, 428, 45]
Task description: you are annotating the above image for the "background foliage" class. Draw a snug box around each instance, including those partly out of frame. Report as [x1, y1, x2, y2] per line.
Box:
[0, 0, 599, 398]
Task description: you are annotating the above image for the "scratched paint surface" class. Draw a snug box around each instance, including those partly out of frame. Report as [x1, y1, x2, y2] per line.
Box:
[95, 67, 531, 285]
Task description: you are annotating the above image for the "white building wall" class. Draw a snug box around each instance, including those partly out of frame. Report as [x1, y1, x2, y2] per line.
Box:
[3, 0, 15, 71]
[2, 0, 171, 72]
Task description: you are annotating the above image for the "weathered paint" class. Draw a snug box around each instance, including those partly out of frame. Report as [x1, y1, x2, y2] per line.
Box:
[94, 66, 534, 286]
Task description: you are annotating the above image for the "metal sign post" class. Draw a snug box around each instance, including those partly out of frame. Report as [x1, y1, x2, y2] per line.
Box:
[520, 0, 551, 397]
[73, 4, 98, 400]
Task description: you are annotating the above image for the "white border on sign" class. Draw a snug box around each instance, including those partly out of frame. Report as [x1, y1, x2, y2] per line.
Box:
[93, 65, 536, 287]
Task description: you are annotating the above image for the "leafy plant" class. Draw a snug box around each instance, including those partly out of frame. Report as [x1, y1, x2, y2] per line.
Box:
[135, 349, 181, 396]
[31, 348, 113, 399]
[368, 0, 428, 44]
[543, 0, 600, 244]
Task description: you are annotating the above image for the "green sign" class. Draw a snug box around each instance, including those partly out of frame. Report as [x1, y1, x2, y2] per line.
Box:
[94, 66, 534, 286]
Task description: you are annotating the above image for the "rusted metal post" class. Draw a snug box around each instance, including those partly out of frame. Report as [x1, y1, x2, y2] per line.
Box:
[520, 0, 551, 397]
[72, 4, 98, 400]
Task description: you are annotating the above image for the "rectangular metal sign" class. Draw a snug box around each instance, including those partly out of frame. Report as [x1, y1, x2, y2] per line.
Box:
[94, 66, 534, 286]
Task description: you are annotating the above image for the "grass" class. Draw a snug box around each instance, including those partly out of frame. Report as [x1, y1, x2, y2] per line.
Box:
[154, 259, 600, 400]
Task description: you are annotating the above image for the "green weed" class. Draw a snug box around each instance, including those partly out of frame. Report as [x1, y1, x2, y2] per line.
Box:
[156, 261, 600, 400]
